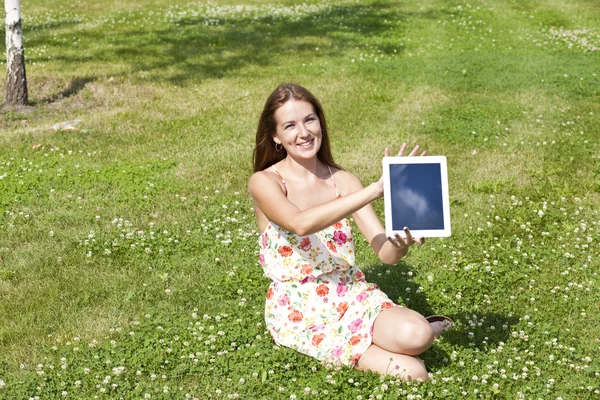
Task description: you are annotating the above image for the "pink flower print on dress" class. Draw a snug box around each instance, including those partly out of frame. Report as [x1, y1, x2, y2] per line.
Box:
[333, 230, 347, 246]
[336, 283, 348, 297]
[348, 318, 363, 333]
[332, 346, 343, 359]
[356, 291, 369, 302]
[299, 237, 311, 252]
[261, 234, 268, 248]
[277, 294, 289, 306]
[259, 254, 265, 266]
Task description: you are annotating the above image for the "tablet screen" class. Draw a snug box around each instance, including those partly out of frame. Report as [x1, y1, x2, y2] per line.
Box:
[389, 163, 445, 231]
[383, 156, 451, 238]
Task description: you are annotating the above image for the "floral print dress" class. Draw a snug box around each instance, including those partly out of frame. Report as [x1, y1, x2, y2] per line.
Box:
[259, 167, 399, 367]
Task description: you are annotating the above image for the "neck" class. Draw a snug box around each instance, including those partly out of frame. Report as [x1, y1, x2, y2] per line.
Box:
[281, 156, 323, 179]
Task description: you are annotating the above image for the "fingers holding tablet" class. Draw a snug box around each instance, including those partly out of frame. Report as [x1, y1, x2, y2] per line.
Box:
[387, 227, 425, 251]
[406, 144, 427, 157]
[402, 227, 414, 245]
[403, 226, 426, 245]
[386, 143, 428, 158]
[387, 232, 410, 251]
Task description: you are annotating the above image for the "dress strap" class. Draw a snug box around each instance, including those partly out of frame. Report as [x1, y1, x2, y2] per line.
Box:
[327, 165, 341, 198]
[271, 165, 288, 195]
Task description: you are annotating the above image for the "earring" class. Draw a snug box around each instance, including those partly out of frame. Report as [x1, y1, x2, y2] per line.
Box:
[275, 143, 282, 152]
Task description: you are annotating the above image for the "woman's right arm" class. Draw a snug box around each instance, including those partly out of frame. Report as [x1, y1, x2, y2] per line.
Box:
[248, 171, 383, 236]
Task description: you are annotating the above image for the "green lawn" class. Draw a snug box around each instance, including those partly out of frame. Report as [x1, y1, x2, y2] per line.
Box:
[1, 0, 599, 398]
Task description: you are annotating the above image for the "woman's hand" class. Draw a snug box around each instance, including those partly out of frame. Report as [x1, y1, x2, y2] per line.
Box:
[388, 227, 425, 255]
[386, 143, 427, 158]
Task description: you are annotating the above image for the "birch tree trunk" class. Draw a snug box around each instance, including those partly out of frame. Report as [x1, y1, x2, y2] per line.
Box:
[5, 0, 28, 105]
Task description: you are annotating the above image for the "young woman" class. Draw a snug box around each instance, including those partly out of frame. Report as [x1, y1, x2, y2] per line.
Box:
[249, 83, 452, 381]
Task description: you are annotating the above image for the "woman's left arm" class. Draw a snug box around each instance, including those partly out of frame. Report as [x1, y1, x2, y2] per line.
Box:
[344, 174, 414, 264]
[343, 144, 426, 264]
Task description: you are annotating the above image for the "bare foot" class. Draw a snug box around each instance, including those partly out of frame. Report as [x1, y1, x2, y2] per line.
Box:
[429, 320, 452, 338]
[426, 316, 454, 338]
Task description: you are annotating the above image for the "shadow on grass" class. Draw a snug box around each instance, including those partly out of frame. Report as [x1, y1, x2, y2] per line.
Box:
[25, 1, 447, 85]
[365, 262, 520, 371]
[37, 76, 96, 104]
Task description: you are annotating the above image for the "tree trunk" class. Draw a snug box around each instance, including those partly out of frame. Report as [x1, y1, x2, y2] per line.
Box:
[5, 0, 28, 105]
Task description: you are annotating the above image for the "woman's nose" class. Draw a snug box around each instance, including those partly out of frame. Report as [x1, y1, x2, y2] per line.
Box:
[299, 124, 311, 137]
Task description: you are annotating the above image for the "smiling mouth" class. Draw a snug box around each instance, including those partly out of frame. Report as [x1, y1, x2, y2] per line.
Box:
[297, 138, 314, 147]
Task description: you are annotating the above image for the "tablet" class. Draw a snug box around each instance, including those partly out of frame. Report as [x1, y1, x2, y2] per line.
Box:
[382, 156, 451, 238]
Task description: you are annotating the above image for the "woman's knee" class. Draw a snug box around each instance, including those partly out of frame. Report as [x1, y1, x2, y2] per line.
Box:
[396, 319, 435, 353]
[373, 308, 435, 354]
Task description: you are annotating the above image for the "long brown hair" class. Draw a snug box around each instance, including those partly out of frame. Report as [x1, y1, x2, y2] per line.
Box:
[253, 83, 342, 172]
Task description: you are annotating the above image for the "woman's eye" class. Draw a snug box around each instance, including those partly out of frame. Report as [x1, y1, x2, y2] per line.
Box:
[284, 124, 293, 130]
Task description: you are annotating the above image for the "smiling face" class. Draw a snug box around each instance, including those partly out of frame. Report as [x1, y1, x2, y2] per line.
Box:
[272, 99, 322, 161]
[253, 83, 338, 173]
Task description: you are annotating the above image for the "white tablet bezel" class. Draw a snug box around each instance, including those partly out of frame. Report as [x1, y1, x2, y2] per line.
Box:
[382, 156, 451, 238]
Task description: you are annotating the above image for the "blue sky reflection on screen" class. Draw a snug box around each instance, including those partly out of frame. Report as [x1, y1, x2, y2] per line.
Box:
[390, 163, 444, 231]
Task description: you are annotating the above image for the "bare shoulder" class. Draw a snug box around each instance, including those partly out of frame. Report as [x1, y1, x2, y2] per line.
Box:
[248, 169, 277, 189]
[248, 169, 285, 198]
[331, 169, 359, 182]
[330, 168, 364, 195]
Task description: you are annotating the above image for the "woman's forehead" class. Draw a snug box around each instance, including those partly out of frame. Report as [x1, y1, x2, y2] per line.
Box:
[275, 100, 315, 121]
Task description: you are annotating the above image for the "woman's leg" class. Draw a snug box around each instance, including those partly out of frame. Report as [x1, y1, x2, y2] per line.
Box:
[371, 307, 444, 356]
[356, 344, 428, 381]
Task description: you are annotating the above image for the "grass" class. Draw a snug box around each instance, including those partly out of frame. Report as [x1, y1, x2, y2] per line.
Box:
[1, 0, 599, 398]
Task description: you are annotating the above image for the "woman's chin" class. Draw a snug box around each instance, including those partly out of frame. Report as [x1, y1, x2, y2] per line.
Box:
[293, 149, 319, 160]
